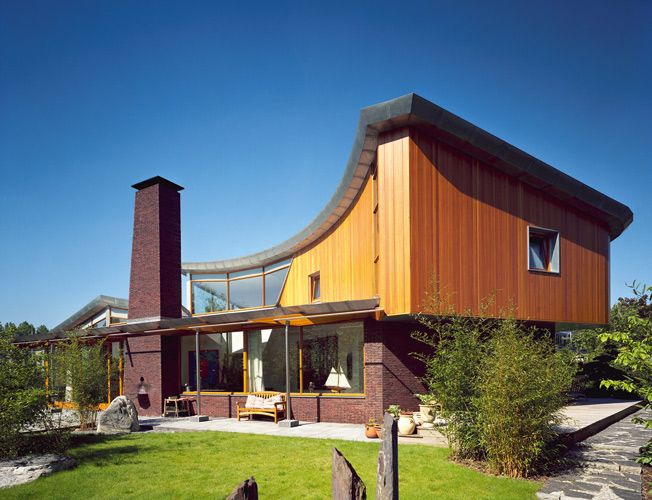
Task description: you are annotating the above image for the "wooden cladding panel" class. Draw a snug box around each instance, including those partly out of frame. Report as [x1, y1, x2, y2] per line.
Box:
[409, 129, 610, 325]
[279, 171, 375, 306]
[377, 129, 412, 314]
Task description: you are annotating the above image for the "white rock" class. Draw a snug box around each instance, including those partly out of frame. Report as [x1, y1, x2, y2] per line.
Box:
[97, 395, 140, 433]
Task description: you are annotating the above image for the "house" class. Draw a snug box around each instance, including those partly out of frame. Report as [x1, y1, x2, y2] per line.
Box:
[15, 94, 633, 423]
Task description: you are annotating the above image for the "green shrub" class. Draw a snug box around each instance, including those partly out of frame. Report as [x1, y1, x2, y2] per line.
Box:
[51, 332, 112, 429]
[412, 298, 496, 460]
[476, 319, 574, 477]
[0, 330, 48, 458]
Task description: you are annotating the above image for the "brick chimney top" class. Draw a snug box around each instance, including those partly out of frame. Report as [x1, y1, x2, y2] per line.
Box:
[128, 176, 183, 321]
[132, 176, 184, 192]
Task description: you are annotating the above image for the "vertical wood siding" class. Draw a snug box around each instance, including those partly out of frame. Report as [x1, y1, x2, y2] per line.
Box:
[409, 129, 610, 325]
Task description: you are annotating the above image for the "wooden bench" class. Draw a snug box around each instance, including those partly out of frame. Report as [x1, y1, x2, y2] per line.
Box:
[236, 392, 286, 423]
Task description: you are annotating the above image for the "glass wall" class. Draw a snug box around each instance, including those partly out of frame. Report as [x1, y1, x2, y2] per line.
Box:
[302, 322, 364, 393]
[190, 259, 291, 314]
[247, 328, 299, 392]
[180, 332, 244, 391]
[181, 321, 364, 395]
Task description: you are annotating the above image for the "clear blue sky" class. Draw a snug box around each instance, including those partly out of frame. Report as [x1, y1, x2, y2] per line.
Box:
[1, 1, 650, 328]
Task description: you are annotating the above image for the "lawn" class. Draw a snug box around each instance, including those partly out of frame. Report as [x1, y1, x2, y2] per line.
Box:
[0, 432, 540, 499]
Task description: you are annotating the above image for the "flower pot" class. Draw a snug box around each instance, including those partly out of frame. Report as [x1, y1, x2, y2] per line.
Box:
[365, 424, 379, 439]
[397, 414, 416, 435]
[419, 404, 436, 429]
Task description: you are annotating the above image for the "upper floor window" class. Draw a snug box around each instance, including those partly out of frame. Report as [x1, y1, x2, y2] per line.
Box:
[528, 226, 560, 273]
[310, 272, 321, 303]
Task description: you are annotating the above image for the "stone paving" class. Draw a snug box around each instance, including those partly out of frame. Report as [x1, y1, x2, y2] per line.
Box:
[538, 409, 652, 500]
[139, 416, 448, 446]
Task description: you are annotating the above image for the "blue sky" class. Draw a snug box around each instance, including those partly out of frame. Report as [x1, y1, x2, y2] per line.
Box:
[1, 1, 650, 327]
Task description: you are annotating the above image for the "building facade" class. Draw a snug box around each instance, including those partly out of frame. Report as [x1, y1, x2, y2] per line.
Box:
[16, 94, 633, 423]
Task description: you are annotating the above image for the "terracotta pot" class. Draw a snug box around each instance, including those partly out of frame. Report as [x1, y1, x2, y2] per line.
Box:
[398, 414, 416, 435]
[365, 424, 379, 439]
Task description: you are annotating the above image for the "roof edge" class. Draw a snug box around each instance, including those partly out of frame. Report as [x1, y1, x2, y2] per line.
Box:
[182, 93, 632, 273]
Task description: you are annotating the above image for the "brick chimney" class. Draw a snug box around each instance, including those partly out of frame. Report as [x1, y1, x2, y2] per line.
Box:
[128, 176, 183, 320]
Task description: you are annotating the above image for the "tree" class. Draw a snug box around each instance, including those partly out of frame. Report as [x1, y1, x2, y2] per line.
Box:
[0, 321, 49, 337]
[0, 329, 47, 458]
[51, 331, 112, 429]
[599, 283, 652, 408]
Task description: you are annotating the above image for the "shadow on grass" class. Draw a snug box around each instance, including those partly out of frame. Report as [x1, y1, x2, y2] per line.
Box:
[66, 433, 149, 468]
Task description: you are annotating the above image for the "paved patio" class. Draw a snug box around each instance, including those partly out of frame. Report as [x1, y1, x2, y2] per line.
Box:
[138, 397, 641, 449]
[139, 415, 448, 446]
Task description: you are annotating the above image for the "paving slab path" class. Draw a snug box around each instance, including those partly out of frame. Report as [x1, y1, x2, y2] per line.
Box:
[538, 409, 652, 500]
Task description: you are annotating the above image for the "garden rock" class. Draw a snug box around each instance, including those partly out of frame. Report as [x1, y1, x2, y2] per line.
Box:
[97, 395, 140, 433]
[332, 447, 366, 499]
[0, 454, 76, 489]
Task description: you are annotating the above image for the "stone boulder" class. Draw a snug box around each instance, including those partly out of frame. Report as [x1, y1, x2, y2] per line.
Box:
[0, 454, 76, 489]
[97, 396, 140, 433]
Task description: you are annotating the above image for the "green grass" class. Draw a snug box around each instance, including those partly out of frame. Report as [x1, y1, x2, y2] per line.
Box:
[0, 432, 540, 499]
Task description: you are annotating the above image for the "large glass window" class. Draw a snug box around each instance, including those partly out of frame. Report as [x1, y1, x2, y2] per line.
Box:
[192, 281, 228, 313]
[247, 328, 299, 392]
[181, 333, 244, 392]
[229, 276, 263, 309]
[189, 259, 291, 314]
[302, 322, 364, 394]
[264, 267, 289, 306]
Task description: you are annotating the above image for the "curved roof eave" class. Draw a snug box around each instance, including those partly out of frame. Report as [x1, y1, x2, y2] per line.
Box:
[182, 93, 633, 274]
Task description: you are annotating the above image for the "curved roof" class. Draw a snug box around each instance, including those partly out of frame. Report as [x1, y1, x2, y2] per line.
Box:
[182, 93, 633, 274]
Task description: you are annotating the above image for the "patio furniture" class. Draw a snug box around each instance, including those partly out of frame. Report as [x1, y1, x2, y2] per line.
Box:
[236, 392, 286, 423]
[164, 396, 195, 417]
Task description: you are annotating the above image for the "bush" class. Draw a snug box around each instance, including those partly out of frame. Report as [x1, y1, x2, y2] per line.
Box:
[477, 320, 574, 477]
[412, 298, 496, 460]
[51, 332, 111, 429]
[412, 286, 575, 475]
[0, 330, 48, 458]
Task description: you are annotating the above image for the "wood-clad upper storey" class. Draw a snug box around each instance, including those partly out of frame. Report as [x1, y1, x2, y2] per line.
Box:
[182, 94, 631, 327]
[408, 129, 610, 325]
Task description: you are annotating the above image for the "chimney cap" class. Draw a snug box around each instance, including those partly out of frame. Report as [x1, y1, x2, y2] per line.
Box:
[132, 176, 184, 192]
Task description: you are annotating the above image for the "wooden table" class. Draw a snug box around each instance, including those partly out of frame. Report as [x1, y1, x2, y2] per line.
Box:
[164, 396, 195, 417]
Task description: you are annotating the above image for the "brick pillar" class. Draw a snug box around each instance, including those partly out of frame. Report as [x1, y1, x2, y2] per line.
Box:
[125, 176, 184, 416]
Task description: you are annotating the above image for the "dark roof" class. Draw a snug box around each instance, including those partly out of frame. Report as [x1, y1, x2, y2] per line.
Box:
[182, 93, 632, 273]
[49, 295, 128, 334]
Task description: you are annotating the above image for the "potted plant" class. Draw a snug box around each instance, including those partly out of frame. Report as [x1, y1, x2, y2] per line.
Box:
[365, 417, 379, 439]
[415, 393, 437, 429]
[385, 404, 401, 420]
[398, 410, 416, 435]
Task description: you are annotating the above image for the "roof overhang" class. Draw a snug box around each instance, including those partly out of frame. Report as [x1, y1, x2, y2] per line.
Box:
[182, 93, 633, 274]
[13, 298, 381, 344]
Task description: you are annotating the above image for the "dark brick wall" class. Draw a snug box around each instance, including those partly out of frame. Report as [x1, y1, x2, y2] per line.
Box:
[128, 181, 181, 320]
[124, 336, 163, 416]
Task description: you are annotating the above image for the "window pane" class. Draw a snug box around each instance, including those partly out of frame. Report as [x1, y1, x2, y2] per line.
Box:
[230, 268, 263, 279]
[264, 266, 289, 306]
[192, 281, 228, 313]
[529, 235, 546, 270]
[302, 322, 364, 393]
[181, 333, 244, 392]
[265, 258, 292, 272]
[229, 275, 263, 309]
[247, 328, 299, 392]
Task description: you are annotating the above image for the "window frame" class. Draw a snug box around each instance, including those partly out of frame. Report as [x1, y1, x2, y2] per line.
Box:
[310, 272, 321, 303]
[527, 225, 560, 274]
